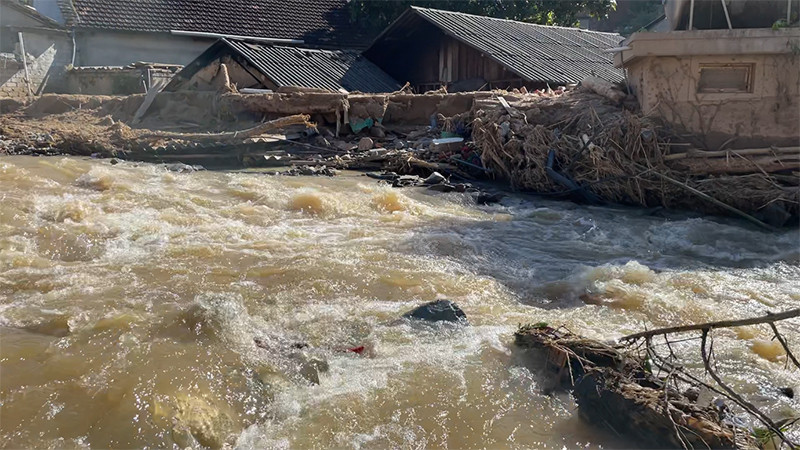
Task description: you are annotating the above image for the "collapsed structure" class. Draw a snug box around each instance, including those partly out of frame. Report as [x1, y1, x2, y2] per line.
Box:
[164, 39, 400, 94]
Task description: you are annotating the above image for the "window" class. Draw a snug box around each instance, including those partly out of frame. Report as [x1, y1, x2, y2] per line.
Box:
[697, 64, 755, 94]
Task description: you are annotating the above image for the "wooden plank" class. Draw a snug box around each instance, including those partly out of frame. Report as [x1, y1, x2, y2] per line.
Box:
[132, 78, 169, 124]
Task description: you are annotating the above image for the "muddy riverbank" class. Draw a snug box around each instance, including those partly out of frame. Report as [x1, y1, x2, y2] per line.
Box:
[2, 90, 798, 228]
[1, 155, 798, 448]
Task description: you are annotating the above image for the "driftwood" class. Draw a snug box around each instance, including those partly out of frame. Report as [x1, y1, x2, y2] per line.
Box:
[515, 325, 754, 449]
[580, 76, 626, 103]
[140, 115, 312, 143]
[516, 310, 800, 448]
[672, 155, 800, 175]
[633, 162, 777, 231]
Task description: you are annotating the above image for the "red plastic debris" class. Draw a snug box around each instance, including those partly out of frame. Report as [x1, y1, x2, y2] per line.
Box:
[347, 346, 366, 355]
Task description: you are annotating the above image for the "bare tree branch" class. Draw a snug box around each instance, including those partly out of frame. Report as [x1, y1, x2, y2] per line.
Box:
[700, 329, 795, 448]
[768, 322, 800, 370]
[622, 309, 800, 341]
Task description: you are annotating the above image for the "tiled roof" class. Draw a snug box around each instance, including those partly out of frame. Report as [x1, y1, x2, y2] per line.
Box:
[369, 6, 625, 85]
[168, 39, 400, 93]
[61, 0, 369, 49]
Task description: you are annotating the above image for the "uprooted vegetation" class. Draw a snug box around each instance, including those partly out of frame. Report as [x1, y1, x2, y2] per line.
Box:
[516, 309, 800, 449]
[0, 86, 797, 227]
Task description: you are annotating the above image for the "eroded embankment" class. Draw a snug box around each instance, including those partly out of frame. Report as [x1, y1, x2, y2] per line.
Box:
[1, 88, 798, 227]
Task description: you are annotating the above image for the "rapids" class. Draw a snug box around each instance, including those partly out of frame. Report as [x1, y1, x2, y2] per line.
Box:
[1, 156, 798, 448]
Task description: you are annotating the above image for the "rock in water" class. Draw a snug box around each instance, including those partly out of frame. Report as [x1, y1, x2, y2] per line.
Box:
[403, 300, 467, 324]
[422, 171, 446, 185]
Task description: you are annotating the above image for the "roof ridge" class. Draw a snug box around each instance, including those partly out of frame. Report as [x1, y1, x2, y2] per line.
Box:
[409, 5, 623, 37]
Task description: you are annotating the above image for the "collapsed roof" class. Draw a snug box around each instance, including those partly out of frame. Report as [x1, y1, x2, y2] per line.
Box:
[166, 38, 400, 93]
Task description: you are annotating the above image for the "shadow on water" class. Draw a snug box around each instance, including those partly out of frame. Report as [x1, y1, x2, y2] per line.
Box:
[394, 191, 800, 307]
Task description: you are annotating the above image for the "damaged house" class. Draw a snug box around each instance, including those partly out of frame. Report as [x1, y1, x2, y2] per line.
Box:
[614, 0, 800, 147]
[1, 0, 371, 95]
[364, 6, 625, 92]
[0, 0, 71, 98]
[164, 38, 400, 94]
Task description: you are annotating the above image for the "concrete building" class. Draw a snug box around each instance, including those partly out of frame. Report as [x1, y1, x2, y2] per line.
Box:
[615, 28, 800, 148]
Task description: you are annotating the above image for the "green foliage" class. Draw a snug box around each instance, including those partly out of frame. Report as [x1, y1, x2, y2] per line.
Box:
[613, 0, 664, 35]
[348, 0, 616, 35]
[751, 417, 798, 448]
[772, 19, 789, 30]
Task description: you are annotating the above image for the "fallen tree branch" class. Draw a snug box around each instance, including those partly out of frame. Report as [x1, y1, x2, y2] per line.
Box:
[140, 114, 312, 142]
[621, 308, 800, 341]
[768, 322, 800, 370]
[700, 330, 795, 448]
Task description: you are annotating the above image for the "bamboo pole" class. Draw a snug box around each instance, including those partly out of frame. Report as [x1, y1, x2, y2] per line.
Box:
[633, 163, 777, 231]
[664, 146, 800, 161]
[720, 0, 733, 29]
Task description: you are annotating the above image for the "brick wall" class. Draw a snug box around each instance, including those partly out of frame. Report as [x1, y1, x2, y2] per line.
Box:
[0, 56, 28, 98]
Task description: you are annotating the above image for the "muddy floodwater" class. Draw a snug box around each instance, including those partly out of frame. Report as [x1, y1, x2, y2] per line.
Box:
[1, 156, 799, 448]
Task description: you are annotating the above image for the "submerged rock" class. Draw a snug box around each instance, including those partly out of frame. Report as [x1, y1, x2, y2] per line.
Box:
[422, 171, 446, 185]
[403, 300, 467, 324]
[165, 163, 204, 173]
[474, 192, 505, 205]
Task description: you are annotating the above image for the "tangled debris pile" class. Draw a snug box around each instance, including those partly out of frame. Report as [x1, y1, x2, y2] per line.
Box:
[516, 309, 800, 449]
[470, 89, 799, 228]
[516, 325, 755, 449]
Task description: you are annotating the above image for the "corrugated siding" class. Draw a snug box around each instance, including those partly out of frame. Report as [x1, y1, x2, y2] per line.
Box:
[226, 39, 400, 93]
[411, 7, 625, 84]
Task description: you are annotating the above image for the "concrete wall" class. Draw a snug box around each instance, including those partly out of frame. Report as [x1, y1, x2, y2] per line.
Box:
[65, 67, 178, 95]
[75, 31, 214, 66]
[0, 4, 71, 98]
[620, 29, 800, 148]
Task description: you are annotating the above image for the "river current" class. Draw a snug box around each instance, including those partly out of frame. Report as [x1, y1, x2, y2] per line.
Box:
[1, 156, 798, 448]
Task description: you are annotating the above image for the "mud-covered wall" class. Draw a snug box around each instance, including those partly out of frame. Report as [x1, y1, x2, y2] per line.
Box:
[65, 67, 178, 95]
[627, 53, 800, 148]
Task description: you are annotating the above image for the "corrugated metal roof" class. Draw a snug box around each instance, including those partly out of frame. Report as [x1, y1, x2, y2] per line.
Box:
[372, 7, 625, 85]
[223, 39, 400, 93]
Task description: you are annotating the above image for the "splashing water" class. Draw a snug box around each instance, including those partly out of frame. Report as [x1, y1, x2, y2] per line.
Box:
[1, 156, 798, 448]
